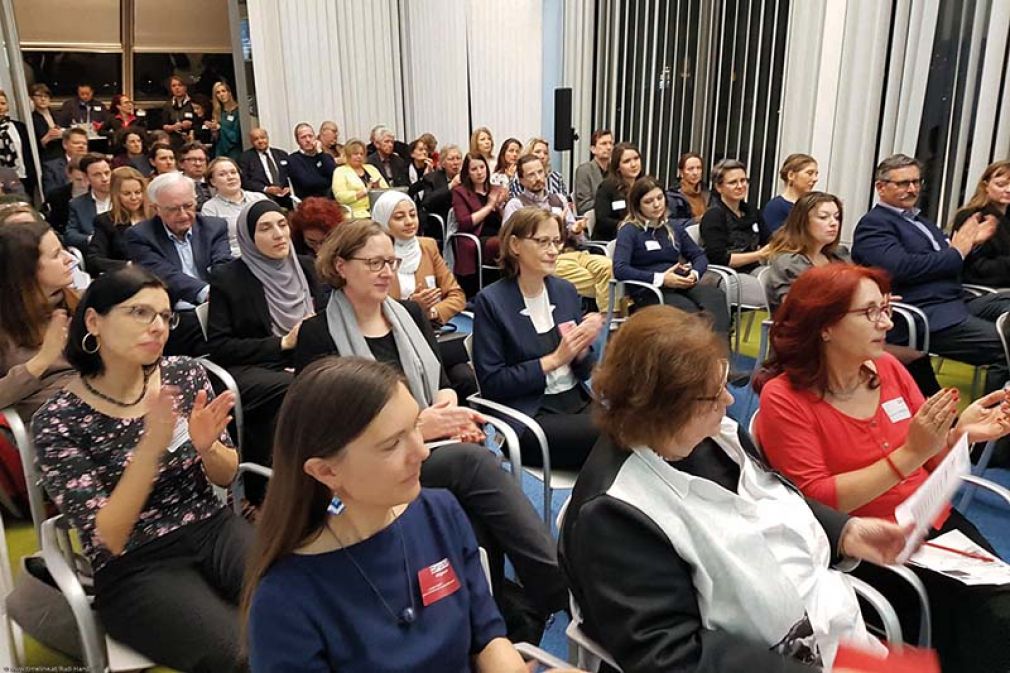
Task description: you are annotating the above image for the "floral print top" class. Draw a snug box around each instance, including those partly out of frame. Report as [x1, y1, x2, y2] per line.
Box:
[31, 357, 230, 572]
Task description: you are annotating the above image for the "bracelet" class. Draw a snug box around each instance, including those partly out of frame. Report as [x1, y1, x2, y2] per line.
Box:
[883, 453, 906, 481]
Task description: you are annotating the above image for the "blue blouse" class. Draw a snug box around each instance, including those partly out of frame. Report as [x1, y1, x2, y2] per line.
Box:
[248, 489, 505, 672]
[612, 218, 710, 285]
[761, 195, 793, 233]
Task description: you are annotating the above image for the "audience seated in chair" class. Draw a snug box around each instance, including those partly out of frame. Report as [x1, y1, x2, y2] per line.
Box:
[244, 357, 559, 672]
[31, 268, 250, 673]
[573, 129, 612, 216]
[87, 166, 151, 274]
[952, 160, 1010, 287]
[761, 153, 819, 234]
[41, 127, 88, 196]
[44, 157, 88, 241]
[592, 142, 642, 241]
[331, 139, 387, 219]
[147, 143, 177, 177]
[126, 172, 233, 356]
[560, 305, 903, 673]
[317, 120, 344, 165]
[287, 123, 337, 200]
[201, 156, 269, 257]
[667, 151, 711, 221]
[179, 142, 212, 209]
[508, 137, 567, 200]
[405, 137, 436, 201]
[505, 154, 613, 313]
[65, 153, 113, 250]
[614, 176, 729, 334]
[289, 196, 345, 258]
[367, 126, 410, 188]
[110, 127, 153, 176]
[239, 128, 293, 210]
[754, 262, 1010, 673]
[207, 200, 324, 500]
[490, 137, 522, 190]
[472, 208, 604, 470]
[420, 144, 463, 228]
[852, 153, 1010, 393]
[451, 152, 506, 297]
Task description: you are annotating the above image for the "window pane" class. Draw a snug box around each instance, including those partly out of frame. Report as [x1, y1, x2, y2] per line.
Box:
[14, 0, 120, 47]
[135, 0, 231, 51]
[133, 53, 236, 102]
[23, 51, 122, 99]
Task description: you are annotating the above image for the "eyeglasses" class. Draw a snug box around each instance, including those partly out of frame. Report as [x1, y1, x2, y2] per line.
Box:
[182, 156, 207, 164]
[846, 301, 893, 324]
[881, 178, 924, 190]
[694, 359, 730, 404]
[159, 202, 197, 216]
[349, 256, 402, 272]
[117, 305, 180, 330]
[525, 236, 563, 250]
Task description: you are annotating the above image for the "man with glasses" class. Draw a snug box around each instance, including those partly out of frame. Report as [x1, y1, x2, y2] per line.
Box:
[178, 142, 212, 208]
[126, 172, 232, 355]
[853, 153, 1010, 393]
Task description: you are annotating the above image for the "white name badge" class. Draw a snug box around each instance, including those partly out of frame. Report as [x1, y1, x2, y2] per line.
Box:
[645, 240, 662, 251]
[279, 159, 288, 166]
[551, 206, 563, 215]
[316, 160, 322, 168]
[226, 114, 235, 122]
[882, 397, 912, 423]
[93, 105, 102, 112]
[166, 417, 191, 453]
[612, 199, 626, 210]
[136, 109, 146, 117]
[752, 222, 760, 232]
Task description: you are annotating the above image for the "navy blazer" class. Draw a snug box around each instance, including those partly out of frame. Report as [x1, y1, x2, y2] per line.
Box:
[613, 218, 709, 285]
[852, 204, 967, 332]
[42, 156, 68, 196]
[65, 192, 98, 250]
[125, 214, 233, 305]
[472, 276, 597, 426]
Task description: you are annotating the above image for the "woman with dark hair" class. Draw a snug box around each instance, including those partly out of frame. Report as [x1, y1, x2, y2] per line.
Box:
[592, 142, 643, 241]
[148, 143, 177, 176]
[208, 200, 323, 494]
[102, 93, 145, 138]
[700, 158, 770, 307]
[244, 357, 557, 672]
[755, 263, 1010, 673]
[560, 305, 903, 673]
[111, 127, 152, 176]
[491, 137, 522, 189]
[295, 220, 567, 636]
[289, 196, 345, 257]
[0, 218, 76, 423]
[31, 267, 250, 673]
[450, 152, 507, 297]
[406, 137, 434, 201]
[87, 166, 151, 273]
[953, 160, 1010, 286]
[668, 152, 709, 220]
[762, 154, 819, 233]
[613, 176, 729, 334]
[472, 207, 603, 469]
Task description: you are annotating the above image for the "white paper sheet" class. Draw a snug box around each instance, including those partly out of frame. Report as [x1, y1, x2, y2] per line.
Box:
[908, 530, 1010, 585]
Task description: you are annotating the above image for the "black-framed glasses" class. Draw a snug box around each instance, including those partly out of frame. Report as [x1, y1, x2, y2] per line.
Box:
[846, 302, 893, 324]
[694, 359, 730, 403]
[525, 236, 563, 250]
[117, 305, 180, 330]
[881, 178, 924, 190]
[349, 256, 402, 272]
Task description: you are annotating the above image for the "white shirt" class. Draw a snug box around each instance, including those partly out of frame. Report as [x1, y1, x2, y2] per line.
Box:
[258, 151, 275, 184]
[522, 289, 577, 395]
[92, 192, 111, 215]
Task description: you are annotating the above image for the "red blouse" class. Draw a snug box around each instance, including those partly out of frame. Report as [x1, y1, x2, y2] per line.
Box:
[756, 352, 949, 525]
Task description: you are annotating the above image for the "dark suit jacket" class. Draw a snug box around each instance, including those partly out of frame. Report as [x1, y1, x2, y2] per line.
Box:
[852, 204, 967, 332]
[207, 255, 324, 368]
[367, 151, 410, 188]
[57, 98, 108, 128]
[471, 276, 596, 428]
[43, 181, 74, 238]
[66, 192, 99, 250]
[86, 212, 132, 274]
[953, 205, 1010, 287]
[125, 214, 233, 305]
[42, 155, 68, 196]
[31, 111, 63, 162]
[420, 169, 453, 223]
[238, 147, 293, 207]
[4, 119, 36, 194]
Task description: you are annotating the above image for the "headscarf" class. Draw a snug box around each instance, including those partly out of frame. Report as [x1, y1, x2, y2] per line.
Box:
[371, 190, 422, 296]
[236, 200, 314, 336]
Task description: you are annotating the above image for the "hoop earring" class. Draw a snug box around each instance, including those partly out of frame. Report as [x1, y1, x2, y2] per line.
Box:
[82, 332, 100, 354]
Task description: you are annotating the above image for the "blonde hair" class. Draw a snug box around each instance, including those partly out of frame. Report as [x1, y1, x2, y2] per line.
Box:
[958, 160, 1010, 216]
[469, 127, 494, 159]
[343, 139, 366, 163]
[211, 81, 238, 122]
[525, 136, 552, 172]
[109, 166, 151, 224]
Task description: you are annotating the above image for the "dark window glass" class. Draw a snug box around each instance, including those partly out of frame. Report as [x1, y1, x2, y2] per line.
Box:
[133, 53, 236, 102]
[23, 51, 122, 99]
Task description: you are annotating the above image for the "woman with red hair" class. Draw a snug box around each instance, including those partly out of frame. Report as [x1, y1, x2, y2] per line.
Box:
[289, 196, 345, 258]
[754, 262, 1010, 673]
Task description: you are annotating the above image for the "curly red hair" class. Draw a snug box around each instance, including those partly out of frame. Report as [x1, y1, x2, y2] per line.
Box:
[754, 263, 891, 394]
[289, 197, 345, 253]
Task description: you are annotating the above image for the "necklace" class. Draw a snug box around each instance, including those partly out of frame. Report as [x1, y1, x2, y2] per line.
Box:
[326, 516, 417, 627]
[82, 365, 155, 408]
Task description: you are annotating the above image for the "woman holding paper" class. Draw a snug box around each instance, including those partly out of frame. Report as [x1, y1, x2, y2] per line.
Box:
[754, 262, 1010, 673]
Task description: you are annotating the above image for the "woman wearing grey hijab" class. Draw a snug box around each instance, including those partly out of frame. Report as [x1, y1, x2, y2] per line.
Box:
[206, 199, 324, 501]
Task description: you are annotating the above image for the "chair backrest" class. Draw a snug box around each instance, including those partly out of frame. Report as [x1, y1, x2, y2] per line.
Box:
[2, 408, 47, 543]
[584, 210, 597, 237]
[997, 312, 1010, 371]
[195, 302, 210, 340]
[756, 266, 774, 315]
[444, 210, 460, 269]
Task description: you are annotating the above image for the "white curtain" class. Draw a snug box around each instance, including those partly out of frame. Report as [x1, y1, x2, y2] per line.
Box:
[464, 0, 543, 149]
[561, 0, 595, 177]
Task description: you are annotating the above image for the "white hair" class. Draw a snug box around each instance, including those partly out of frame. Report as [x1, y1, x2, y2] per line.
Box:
[372, 125, 394, 141]
[148, 171, 196, 204]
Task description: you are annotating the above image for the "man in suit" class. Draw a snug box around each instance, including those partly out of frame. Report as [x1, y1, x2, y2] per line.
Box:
[367, 126, 410, 187]
[56, 83, 108, 128]
[852, 153, 1010, 392]
[43, 156, 88, 240]
[287, 123, 336, 199]
[126, 172, 233, 355]
[178, 142, 212, 208]
[65, 153, 112, 250]
[41, 127, 88, 195]
[239, 128, 293, 209]
[420, 144, 463, 238]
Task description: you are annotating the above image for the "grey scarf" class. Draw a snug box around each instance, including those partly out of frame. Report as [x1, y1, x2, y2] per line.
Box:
[325, 290, 440, 407]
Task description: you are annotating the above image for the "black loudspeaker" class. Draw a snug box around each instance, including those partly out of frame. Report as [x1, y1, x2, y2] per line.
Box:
[554, 88, 577, 151]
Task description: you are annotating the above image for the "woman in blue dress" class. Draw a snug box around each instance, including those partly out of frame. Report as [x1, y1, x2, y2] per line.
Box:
[210, 81, 242, 161]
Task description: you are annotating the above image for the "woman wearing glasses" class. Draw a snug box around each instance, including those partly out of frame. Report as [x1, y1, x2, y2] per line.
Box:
[294, 219, 570, 635]
[31, 267, 251, 673]
[472, 207, 604, 470]
[754, 263, 1010, 673]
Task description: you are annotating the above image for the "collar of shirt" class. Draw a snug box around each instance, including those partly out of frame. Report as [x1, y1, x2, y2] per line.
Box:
[91, 192, 111, 210]
[877, 201, 922, 222]
[172, 96, 191, 109]
[161, 221, 193, 245]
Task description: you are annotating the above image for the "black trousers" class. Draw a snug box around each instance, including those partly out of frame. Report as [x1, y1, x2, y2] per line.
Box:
[929, 292, 1010, 393]
[852, 509, 1010, 673]
[164, 310, 209, 358]
[419, 442, 567, 617]
[94, 509, 254, 673]
[228, 364, 293, 504]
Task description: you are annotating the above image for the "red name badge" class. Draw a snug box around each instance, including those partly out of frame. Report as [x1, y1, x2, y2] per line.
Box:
[417, 558, 461, 607]
[834, 643, 939, 673]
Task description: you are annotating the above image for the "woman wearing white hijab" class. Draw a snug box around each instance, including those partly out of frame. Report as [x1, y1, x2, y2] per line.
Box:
[207, 199, 323, 500]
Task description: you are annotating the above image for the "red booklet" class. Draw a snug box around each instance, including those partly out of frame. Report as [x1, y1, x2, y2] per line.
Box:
[834, 643, 939, 672]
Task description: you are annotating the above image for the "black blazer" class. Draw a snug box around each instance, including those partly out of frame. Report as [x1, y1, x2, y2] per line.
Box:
[367, 151, 410, 188]
[42, 155, 68, 196]
[238, 147, 291, 193]
[86, 212, 132, 274]
[207, 255, 324, 368]
[420, 169, 453, 222]
[953, 204, 1010, 287]
[44, 181, 74, 238]
[31, 111, 63, 162]
[293, 297, 450, 390]
[592, 177, 629, 241]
